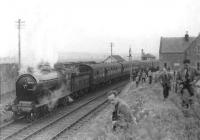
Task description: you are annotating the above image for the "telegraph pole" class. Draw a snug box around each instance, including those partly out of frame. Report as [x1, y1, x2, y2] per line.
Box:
[129, 46, 133, 82]
[110, 42, 113, 63]
[16, 19, 25, 69]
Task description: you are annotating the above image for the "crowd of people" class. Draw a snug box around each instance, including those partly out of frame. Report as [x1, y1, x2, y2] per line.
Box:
[158, 59, 200, 108]
[135, 69, 153, 87]
[108, 58, 200, 136]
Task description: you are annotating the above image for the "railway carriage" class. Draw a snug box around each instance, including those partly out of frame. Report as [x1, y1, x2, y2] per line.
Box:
[105, 63, 122, 81]
[84, 62, 122, 88]
[120, 61, 131, 78]
[89, 63, 107, 86]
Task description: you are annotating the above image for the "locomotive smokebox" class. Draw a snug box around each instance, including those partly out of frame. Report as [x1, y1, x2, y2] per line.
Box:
[15, 70, 61, 104]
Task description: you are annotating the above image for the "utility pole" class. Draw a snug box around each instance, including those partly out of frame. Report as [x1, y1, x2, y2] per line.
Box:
[129, 46, 133, 82]
[110, 42, 113, 63]
[16, 19, 25, 69]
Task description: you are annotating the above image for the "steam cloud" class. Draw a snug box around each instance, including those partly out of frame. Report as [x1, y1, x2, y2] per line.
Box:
[38, 83, 72, 111]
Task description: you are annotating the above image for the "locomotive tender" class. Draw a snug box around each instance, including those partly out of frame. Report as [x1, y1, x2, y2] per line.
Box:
[9, 60, 159, 121]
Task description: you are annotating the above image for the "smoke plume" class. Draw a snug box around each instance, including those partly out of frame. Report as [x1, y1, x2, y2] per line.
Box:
[38, 83, 71, 111]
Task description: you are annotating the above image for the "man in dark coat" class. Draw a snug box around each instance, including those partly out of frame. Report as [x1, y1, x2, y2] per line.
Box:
[159, 68, 172, 101]
[108, 92, 136, 133]
[176, 59, 200, 108]
[148, 69, 153, 84]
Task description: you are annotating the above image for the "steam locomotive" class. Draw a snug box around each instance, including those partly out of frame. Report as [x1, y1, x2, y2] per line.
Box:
[8, 60, 159, 121]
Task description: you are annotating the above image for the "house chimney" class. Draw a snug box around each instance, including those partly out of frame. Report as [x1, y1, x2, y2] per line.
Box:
[185, 31, 189, 41]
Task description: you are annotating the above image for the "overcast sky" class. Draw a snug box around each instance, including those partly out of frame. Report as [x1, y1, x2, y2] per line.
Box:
[0, 0, 200, 65]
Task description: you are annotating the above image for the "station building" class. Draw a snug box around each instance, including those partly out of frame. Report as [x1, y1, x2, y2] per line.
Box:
[159, 32, 200, 70]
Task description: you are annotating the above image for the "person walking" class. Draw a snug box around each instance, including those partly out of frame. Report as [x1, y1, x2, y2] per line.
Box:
[159, 68, 172, 101]
[138, 70, 142, 82]
[176, 59, 200, 108]
[135, 75, 140, 87]
[173, 70, 178, 93]
[148, 69, 153, 84]
[141, 70, 147, 83]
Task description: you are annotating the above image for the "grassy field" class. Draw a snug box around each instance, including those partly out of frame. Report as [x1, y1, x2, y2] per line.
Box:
[70, 82, 200, 140]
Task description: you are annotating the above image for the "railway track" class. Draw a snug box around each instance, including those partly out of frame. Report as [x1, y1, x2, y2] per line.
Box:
[51, 95, 110, 140]
[0, 81, 128, 140]
[25, 87, 115, 140]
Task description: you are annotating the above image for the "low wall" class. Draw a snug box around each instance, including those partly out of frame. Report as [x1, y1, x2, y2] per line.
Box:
[0, 63, 18, 95]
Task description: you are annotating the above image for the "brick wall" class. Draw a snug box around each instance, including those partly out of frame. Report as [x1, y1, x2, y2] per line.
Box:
[159, 53, 185, 70]
[185, 37, 200, 70]
[0, 63, 18, 95]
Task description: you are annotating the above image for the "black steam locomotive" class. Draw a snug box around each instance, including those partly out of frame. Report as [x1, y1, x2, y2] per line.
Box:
[9, 60, 159, 121]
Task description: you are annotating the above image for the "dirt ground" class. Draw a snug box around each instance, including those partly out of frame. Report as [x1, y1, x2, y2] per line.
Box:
[69, 81, 200, 140]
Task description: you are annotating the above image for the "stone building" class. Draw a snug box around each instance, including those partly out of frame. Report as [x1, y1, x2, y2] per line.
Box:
[159, 32, 195, 70]
[185, 34, 200, 70]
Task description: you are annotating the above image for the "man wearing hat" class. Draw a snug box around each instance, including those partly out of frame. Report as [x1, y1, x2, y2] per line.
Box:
[176, 59, 200, 108]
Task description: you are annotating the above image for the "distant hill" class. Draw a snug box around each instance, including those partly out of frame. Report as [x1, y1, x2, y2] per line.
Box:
[0, 51, 149, 65]
[58, 52, 142, 62]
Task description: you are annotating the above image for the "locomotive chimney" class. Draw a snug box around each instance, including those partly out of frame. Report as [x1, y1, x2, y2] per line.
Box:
[185, 31, 189, 41]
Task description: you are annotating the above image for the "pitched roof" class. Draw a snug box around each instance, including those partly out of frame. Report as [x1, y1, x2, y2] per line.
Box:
[160, 37, 196, 53]
[185, 34, 200, 52]
[103, 55, 125, 62]
[112, 55, 125, 62]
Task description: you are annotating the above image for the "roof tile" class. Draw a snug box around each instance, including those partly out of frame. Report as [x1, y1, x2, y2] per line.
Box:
[160, 37, 196, 53]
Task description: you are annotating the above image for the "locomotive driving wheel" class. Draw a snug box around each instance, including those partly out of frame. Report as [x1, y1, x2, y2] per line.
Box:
[63, 96, 69, 106]
[25, 111, 38, 122]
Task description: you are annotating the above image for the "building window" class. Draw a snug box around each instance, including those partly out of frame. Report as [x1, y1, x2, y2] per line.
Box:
[164, 63, 167, 69]
[197, 62, 200, 71]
